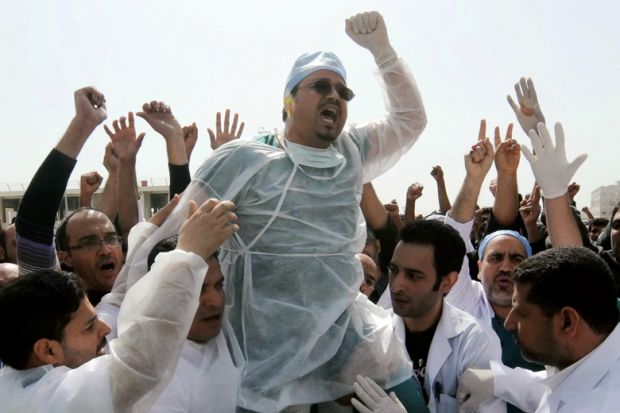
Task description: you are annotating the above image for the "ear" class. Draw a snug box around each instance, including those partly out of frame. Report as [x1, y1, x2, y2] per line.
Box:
[283, 94, 294, 119]
[57, 250, 73, 268]
[477, 260, 482, 281]
[376, 239, 382, 254]
[440, 271, 458, 294]
[32, 338, 64, 366]
[556, 306, 580, 338]
[0, 245, 6, 261]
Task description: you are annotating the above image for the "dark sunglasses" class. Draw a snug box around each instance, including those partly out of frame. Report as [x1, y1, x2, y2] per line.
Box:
[301, 78, 355, 102]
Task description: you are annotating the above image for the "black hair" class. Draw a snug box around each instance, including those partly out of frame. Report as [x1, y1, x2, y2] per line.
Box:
[398, 220, 465, 289]
[0, 270, 85, 369]
[147, 236, 179, 271]
[589, 217, 609, 230]
[513, 246, 619, 335]
[147, 236, 219, 271]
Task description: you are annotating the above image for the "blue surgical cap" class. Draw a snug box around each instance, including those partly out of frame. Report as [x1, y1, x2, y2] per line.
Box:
[284, 51, 347, 98]
[478, 230, 532, 259]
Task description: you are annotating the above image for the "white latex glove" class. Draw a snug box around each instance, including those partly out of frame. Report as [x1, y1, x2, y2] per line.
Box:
[345, 11, 396, 66]
[507, 77, 546, 136]
[456, 368, 495, 413]
[351, 376, 406, 413]
[521, 122, 587, 199]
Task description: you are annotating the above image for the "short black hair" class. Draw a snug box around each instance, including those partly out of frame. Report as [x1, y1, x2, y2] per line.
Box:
[147, 236, 218, 271]
[589, 217, 609, 228]
[513, 246, 619, 335]
[55, 207, 101, 251]
[282, 84, 300, 122]
[398, 220, 465, 289]
[0, 270, 85, 369]
[147, 236, 179, 271]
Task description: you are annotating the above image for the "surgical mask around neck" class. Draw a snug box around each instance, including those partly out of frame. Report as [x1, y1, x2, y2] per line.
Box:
[283, 139, 346, 169]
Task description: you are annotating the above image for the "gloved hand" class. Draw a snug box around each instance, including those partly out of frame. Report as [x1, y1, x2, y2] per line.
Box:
[345, 11, 397, 67]
[507, 77, 546, 136]
[351, 376, 406, 413]
[456, 368, 494, 413]
[521, 122, 587, 199]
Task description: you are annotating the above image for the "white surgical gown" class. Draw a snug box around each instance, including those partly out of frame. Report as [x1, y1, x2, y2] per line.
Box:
[0, 250, 207, 413]
[124, 56, 427, 412]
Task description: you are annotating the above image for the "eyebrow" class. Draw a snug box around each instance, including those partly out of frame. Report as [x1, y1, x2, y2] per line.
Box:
[77, 232, 116, 241]
[84, 314, 97, 329]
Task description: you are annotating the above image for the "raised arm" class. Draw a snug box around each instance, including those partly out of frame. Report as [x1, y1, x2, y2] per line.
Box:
[567, 181, 580, 207]
[108, 197, 239, 410]
[385, 200, 403, 231]
[182, 122, 198, 162]
[521, 122, 587, 247]
[79, 171, 103, 208]
[448, 120, 495, 223]
[444, 120, 495, 319]
[491, 124, 521, 226]
[431, 165, 451, 213]
[360, 182, 389, 230]
[581, 206, 595, 221]
[104, 112, 144, 239]
[16, 87, 107, 275]
[137, 101, 189, 199]
[208, 109, 245, 150]
[96, 143, 120, 220]
[404, 182, 423, 224]
[345, 11, 427, 181]
[519, 184, 543, 243]
[507, 77, 546, 136]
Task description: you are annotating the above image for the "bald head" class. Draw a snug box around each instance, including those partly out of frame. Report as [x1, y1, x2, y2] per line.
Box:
[0, 263, 19, 286]
[356, 253, 381, 297]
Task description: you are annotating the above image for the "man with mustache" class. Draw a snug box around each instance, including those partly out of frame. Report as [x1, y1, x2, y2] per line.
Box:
[127, 10, 428, 412]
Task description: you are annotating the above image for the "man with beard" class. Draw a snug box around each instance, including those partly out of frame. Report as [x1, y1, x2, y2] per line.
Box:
[439, 121, 544, 412]
[0, 185, 239, 412]
[124, 10, 428, 413]
[475, 230, 543, 372]
[388, 220, 504, 413]
[15, 87, 143, 306]
[457, 247, 620, 413]
[97, 228, 244, 413]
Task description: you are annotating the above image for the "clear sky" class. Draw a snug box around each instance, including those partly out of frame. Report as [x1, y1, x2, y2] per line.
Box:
[1, 0, 619, 214]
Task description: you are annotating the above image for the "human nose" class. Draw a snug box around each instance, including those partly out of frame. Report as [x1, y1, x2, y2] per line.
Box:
[97, 239, 114, 254]
[324, 83, 341, 100]
[500, 256, 515, 272]
[389, 271, 403, 292]
[201, 287, 222, 308]
[98, 319, 112, 336]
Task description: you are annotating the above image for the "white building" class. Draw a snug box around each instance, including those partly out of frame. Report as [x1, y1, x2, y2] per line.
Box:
[1, 178, 170, 229]
[591, 181, 620, 219]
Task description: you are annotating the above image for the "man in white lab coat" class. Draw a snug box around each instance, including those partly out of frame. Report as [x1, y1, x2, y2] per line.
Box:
[388, 219, 505, 413]
[458, 246, 620, 413]
[0, 196, 239, 413]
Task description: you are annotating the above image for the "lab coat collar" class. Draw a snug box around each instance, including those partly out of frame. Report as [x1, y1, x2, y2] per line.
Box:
[542, 323, 620, 411]
[392, 301, 471, 386]
[426, 301, 473, 385]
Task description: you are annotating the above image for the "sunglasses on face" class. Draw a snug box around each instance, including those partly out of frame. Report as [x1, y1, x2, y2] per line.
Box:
[300, 78, 355, 102]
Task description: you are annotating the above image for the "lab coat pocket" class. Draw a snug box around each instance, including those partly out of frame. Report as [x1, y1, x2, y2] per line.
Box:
[437, 393, 459, 413]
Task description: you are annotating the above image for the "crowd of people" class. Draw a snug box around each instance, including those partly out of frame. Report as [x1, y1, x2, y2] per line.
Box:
[0, 9, 619, 413]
